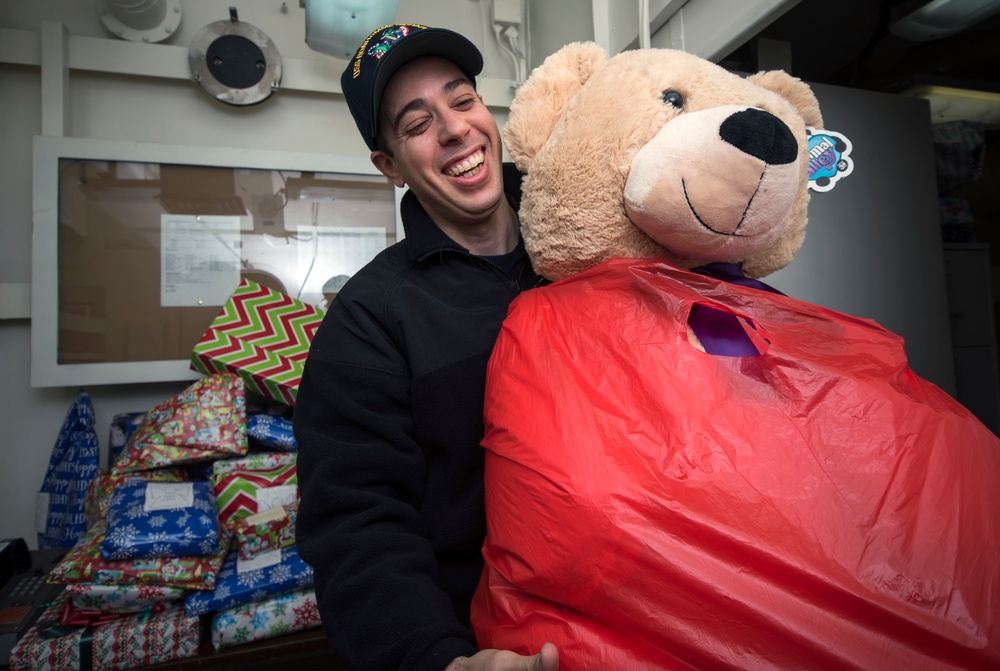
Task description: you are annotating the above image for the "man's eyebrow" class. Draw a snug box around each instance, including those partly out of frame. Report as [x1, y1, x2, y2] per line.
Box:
[390, 77, 474, 133]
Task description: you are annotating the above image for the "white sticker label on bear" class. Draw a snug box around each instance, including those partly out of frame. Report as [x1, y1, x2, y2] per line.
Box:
[144, 482, 195, 512]
[807, 127, 854, 193]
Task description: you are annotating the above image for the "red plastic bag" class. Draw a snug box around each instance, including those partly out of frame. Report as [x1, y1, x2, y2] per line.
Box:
[471, 259, 1000, 670]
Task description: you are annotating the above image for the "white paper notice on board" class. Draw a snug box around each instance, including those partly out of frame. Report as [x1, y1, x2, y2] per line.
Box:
[296, 226, 385, 299]
[161, 215, 242, 307]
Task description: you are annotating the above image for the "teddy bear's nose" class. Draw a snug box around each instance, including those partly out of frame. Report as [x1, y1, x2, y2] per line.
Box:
[719, 108, 798, 165]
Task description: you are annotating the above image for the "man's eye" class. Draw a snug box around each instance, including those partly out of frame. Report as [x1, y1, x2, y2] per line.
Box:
[403, 118, 430, 135]
[455, 97, 476, 109]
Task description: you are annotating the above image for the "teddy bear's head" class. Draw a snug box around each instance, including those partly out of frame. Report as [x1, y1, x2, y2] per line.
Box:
[504, 42, 823, 282]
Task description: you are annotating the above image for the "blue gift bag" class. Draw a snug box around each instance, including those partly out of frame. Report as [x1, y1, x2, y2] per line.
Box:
[37, 390, 101, 549]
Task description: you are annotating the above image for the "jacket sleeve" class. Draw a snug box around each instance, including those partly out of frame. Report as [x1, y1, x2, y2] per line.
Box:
[294, 288, 479, 670]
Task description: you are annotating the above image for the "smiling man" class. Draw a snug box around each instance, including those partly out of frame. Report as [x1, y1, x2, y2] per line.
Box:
[293, 23, 556, 671]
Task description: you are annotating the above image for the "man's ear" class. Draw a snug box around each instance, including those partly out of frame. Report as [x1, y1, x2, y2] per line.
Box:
[371, 151, 405, 188]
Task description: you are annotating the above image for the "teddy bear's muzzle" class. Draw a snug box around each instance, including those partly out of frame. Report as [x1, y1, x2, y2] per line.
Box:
[623, 104, 801, 262]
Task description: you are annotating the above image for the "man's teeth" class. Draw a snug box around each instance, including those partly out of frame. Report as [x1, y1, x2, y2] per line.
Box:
[447, 151, 484, 177]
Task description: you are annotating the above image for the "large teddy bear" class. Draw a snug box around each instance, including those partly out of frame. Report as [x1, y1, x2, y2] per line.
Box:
[470, 43, 1000, 669]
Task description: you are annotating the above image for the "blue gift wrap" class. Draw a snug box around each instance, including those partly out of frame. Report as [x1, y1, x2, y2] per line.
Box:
[101, 479, 221, 560]
[246, 414, 297, 452]
[183, 544, 314, 616]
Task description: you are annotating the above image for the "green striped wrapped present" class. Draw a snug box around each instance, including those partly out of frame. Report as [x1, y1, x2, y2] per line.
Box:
[191, 279, 324, 406]
[211, 452, 298, 529]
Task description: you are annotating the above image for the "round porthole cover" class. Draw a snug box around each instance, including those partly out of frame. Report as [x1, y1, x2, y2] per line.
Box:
[189, 16, 283, 106]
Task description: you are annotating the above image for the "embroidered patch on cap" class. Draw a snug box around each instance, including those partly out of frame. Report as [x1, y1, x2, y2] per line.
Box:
[366, 25, 417, 60]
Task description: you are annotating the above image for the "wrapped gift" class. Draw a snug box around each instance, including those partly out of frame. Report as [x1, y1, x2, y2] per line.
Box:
[233, 501, 298, 560]
[111, 373, 248, 474]
[184, 545, 313, 616]
[190, 279, 324, 406]
[211, 587, 320, 650]
[247, 413, 297, 452]
[101, 480, 220, 560]
[10, 595, 200, 671]
[65, 583, 187, 614]
[49, 523, 229, 591]
[107, 412, 146, 471]
[84, 469, 187, 531]
[38, 391, 101, 549]
[211, 452, 298, 528]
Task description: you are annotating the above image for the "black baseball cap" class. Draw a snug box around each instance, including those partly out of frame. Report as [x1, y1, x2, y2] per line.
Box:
[340, 24, 484, 151]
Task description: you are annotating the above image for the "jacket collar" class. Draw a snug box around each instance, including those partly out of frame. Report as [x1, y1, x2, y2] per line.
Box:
[402, 163, 524, 261]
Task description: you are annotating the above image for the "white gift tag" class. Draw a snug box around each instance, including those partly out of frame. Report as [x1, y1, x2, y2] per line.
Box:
[244, 505, 288, 526]
[144, 482, 195, 512]
[255, 485, 297, 512]
[237, 548, 282, 574]
[35, 492, 51, 533]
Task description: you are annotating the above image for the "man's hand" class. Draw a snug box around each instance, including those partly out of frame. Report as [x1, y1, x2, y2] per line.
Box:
[445, 642, 558, 671]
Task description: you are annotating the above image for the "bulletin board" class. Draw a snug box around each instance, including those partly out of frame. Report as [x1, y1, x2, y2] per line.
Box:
[32, 135, 400, 388]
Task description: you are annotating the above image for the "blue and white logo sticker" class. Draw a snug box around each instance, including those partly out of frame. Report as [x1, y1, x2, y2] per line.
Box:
[807, 127, 853, 192]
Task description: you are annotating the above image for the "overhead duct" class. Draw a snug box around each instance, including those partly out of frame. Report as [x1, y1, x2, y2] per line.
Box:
[97, 0, 182, 43]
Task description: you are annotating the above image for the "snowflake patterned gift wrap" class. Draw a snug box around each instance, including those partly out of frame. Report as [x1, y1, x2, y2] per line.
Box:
[48, 523, 229, 591]
[10, 595, 201, 671]
[211, 452, 298, 529]
[247, 413, 297, 452]
[191, 278, 324, 406]
[111, 372, 248, 474]
[211, 587, 320, 650]
[101, 480, 220, 560]
[66, 583, 188, 614]
[183, 544, 313, 616]
[84, 469, 187, 530]
[234, 500, 298, 560]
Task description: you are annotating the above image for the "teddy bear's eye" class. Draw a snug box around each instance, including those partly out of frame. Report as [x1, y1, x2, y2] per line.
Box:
[661, 90, 683, 108]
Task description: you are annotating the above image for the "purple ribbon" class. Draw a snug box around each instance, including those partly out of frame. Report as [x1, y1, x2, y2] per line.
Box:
[687, 262, 782, 356]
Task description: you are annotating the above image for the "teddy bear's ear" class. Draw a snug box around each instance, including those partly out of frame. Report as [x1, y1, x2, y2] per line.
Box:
[503, 42, 608, 171]
[746, 70, 824, 130]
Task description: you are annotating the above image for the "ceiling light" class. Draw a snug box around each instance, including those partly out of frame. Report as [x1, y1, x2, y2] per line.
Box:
[900, 84, 1000, 128]
[889, 0, 1000, 41]
[304, 0, 400, 59]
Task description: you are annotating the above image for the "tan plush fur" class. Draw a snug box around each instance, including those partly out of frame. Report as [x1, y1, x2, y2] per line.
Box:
[504, 43, 823, 282]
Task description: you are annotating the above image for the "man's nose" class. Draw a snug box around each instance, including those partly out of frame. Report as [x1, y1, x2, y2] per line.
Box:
[437, 108, 471, 142]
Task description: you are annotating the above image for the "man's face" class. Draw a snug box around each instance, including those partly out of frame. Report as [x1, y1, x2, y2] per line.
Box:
[371, 56, 506, 230]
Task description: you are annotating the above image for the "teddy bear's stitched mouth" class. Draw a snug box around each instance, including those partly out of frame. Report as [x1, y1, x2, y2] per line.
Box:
[682, 175, 764, 237]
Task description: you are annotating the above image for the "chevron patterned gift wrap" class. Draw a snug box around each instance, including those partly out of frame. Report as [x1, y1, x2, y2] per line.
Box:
[190, 279, 324, 406]
[211, 452, 298, 528]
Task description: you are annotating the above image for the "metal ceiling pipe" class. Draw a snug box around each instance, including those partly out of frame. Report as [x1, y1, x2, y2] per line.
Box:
[101, 0, 168, 31]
